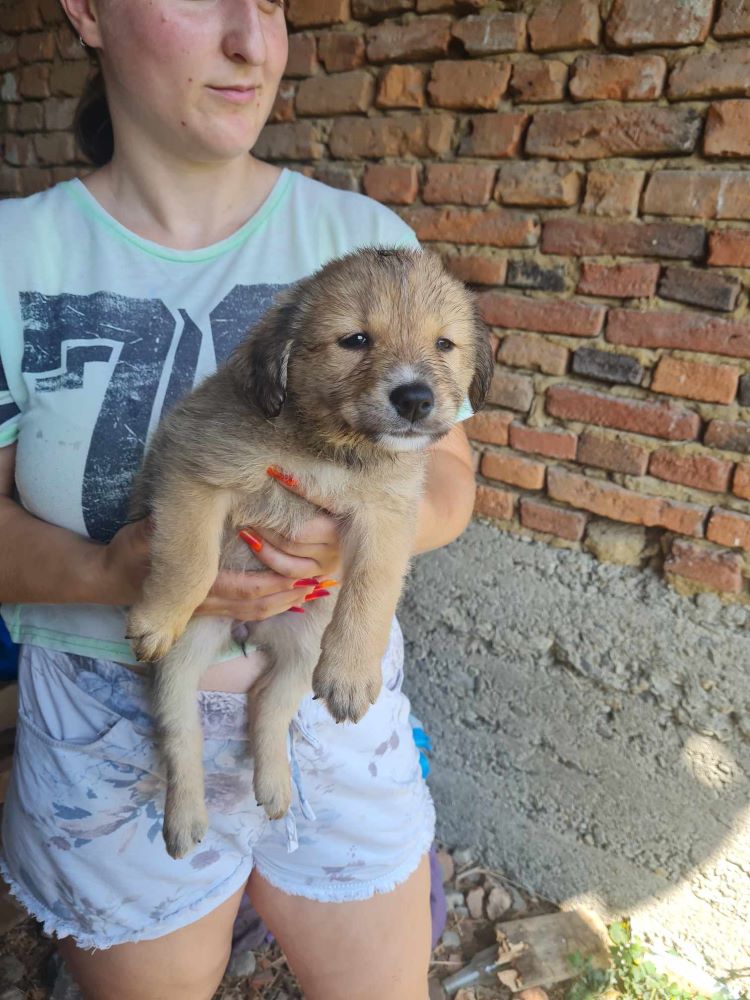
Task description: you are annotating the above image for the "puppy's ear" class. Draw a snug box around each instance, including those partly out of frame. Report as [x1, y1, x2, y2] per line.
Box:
[469, 317, 494, 412]
[231, 299, 298, 418]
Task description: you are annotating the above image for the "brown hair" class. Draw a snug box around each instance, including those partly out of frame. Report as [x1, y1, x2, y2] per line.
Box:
[74, 66, 114, 166]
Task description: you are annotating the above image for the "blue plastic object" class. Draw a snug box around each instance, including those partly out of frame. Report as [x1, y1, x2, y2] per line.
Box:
[0, 615, 19, 682]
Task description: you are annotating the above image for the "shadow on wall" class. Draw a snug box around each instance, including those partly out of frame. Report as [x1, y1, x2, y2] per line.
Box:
[400, 520, 750, 988]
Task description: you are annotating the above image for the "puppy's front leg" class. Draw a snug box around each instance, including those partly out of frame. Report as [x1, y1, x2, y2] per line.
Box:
[313, 505, 415, 724]
[127, 480, 231, 663]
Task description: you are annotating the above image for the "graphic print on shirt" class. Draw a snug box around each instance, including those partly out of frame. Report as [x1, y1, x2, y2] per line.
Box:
[20, 284, 285, 542]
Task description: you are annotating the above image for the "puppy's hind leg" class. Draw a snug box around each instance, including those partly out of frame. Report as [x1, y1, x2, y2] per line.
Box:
[250, 610, 325, 820]
[153, 616, 228, 859]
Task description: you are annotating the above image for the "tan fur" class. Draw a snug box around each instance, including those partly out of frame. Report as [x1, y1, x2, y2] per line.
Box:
[127, 248, 493, 859]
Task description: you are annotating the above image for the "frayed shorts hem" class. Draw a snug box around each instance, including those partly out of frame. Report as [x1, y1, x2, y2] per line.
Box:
[0, 854, 253, 952]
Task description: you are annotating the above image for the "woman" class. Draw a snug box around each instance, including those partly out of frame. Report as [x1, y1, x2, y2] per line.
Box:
[0, 1, 477, 997]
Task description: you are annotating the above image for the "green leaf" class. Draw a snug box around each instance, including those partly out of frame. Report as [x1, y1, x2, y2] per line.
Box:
[609, 921, 631, 946]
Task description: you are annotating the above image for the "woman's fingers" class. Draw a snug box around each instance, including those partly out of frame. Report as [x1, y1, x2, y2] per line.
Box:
[194, 569, 333, 620]
[238, 533, 331, 581]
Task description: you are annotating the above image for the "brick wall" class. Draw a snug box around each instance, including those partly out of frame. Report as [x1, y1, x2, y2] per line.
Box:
[5, 0, 750, 599]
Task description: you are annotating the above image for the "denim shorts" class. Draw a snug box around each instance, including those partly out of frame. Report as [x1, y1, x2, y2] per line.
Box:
[0, 619, 435, 950]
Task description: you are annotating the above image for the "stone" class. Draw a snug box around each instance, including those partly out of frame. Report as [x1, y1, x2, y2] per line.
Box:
[487, 885, 513, 919]
[445, 890, 466, 910]
[441, 929, 461, 948]
[453, 846, 474, 866]
[436, 848, 455, 883]
[584, 520, 647, 566]
[467, 886, 485, 918]
[226, 948, 257, 980]
[0, 957, 23, 989]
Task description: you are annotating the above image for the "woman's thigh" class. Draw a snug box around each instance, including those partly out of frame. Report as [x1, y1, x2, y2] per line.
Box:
[57, 883, 245, 1000]
[248, 854, 431, 1000]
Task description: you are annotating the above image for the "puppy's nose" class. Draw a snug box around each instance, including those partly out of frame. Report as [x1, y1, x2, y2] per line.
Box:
[390, 382, 434, 423]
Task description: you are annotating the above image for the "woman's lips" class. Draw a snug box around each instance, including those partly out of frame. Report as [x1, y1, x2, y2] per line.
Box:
[207, 86, 259, 104]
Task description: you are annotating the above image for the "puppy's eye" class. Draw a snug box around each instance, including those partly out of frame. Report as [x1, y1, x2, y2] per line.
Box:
[338, 332, 371, 350]
[436, 337, 455, 352]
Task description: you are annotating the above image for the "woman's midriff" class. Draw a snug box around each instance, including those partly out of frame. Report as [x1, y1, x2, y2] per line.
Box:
[121, 647, 268, 694]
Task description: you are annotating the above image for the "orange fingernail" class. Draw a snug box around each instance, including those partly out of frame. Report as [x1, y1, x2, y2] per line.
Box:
[293, 578, 320, 588]
[267, 466, 299, 489]
[290, 606, 305, 614]
[304, 589, 330, 601]
[316, 579, 339, 589]
[238, 529, 263, 552]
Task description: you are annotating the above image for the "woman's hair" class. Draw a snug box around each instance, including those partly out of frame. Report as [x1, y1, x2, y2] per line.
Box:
[74, 66, 114, 166]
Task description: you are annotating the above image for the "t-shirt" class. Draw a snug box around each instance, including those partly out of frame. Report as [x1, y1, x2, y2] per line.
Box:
[0, 168, 422, 663]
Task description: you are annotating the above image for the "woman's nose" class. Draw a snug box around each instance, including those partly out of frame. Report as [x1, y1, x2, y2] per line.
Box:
[222, 0, 268, 65]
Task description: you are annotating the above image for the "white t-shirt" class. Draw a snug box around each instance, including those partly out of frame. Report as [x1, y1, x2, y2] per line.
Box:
[0, 169, 420, 663]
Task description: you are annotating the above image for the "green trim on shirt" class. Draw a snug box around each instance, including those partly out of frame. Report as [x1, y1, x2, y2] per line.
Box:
[62, 169, 295, 265]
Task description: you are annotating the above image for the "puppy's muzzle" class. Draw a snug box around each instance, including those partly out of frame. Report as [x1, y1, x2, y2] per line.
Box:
[389, 381, 434, 423]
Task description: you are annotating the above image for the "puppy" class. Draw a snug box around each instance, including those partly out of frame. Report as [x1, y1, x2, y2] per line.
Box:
[127, 247, 493, 859]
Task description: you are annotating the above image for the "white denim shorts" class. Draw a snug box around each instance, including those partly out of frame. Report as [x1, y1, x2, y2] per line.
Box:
[0, 620, 435, 950]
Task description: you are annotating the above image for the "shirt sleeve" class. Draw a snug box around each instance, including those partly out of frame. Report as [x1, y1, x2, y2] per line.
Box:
[0, 352, 20, 447]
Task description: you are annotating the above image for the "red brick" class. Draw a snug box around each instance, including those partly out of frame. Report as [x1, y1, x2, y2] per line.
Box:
[510, 423, 577, 460]
[48, 60, 88, 97]
[665, 539, 743, 594]
[649, 448, 733, 493]
[33, 131, 76, 164]
[474, 483, 515, 520]
[546, 384, 701, 441]
[254, 122, 324, 161]
[643, 170, 750, 220]
[605, 0, 715, 47]
[464, 409, 514, 446]
[55, 23, 86, 61]
[526, 106, 701, 160]
[519, 497, 588, 541]
[733, 462, 750, 498]
[458, 112, 528, 158]
[548, 467, 706, 536]
[705, 419, 750, 453]
[482, 451, 546, 490]
[0, 164, 21, 195]
[375, 65, 425, 108]
[4, 134, 35, 167]
[287, 0, 350, 27]
[577, 430, 650, 475]
[570, 54, 666, 101]
[509, 59, 567, 103]
[15, 101, 42, 131]
[296, 71, 374, 116]
[651, 357, 738, 405]
[329, 114, 454, 158]
[443, 252, 507, 286]
[452, 13, 527, 54]
[577, 262, 659, 299]
[607, 308, 750, 360]
[582, 170, 645, 218]
[42, 95, 77, 131]
[428, 60, 510, 110]
[498, 333, 569, 375]
[19, 62, 50, 98]
[366, 16, 452, 63]
[0, 2, 42, 32]
[495, 161, 582, 208]
[487, 371, 534, 411]
[658, 267, 740, 313]
[543, 219, 705, 259]
[705, 100, 750, 157]
[669, 47, 750, 101]
[314, 163, 359, 191]
[352, 0, 413, 16]
[714, 0, 750, 39]
[38, 0, 66, 20]
[478, 293, 604, 336]
[270, 82, 295, 123]
[401, 206, 538, 248]
[709, 230, 750, 266]
[19, 166, 51, 195]
[1, 70, 19, 102]
[528, 0, 600, 52]
[0, 34, 17, 71]
[363, 163, 418, 204]
[317, 31, 365, 73]
[286, 34, 319, 77]
[18, 29, 54, 62]
[423, 163, 496, 206]
[707, 508, 750, 549]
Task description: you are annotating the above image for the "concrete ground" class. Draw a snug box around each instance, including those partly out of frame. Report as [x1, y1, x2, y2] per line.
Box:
[400, 519, 750, 995]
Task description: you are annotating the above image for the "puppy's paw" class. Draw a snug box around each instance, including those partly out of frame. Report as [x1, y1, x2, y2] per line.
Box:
[126, 607, 186, 662]
[162, 795, 209, 860]
[312, 660, 381, 724]
[253, 761, 293, 821]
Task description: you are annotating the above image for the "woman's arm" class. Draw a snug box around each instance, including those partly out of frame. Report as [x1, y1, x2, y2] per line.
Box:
[413, 424, 476, 555]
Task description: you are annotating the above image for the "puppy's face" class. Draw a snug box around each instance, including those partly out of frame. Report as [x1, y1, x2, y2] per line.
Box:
[241, 248, 493, 453]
